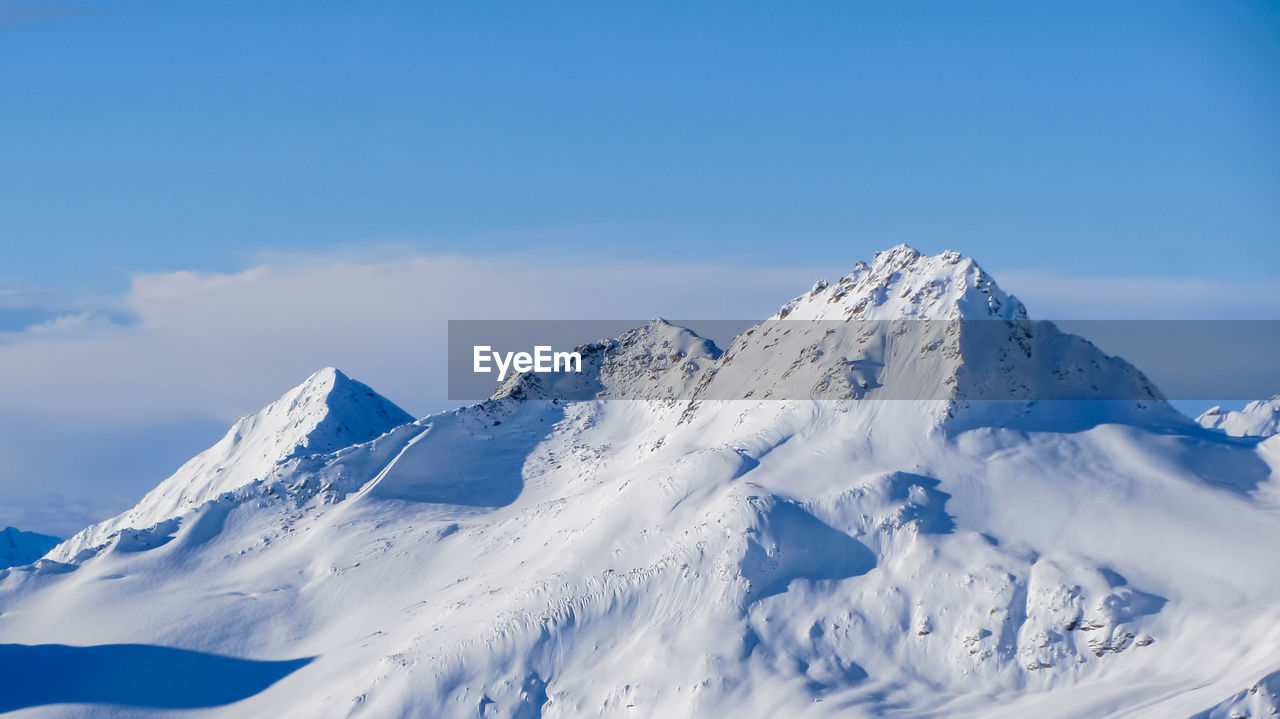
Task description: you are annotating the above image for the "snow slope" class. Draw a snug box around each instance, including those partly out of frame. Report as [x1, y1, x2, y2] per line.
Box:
[1, 246, 1277, 718]
[1198, 396, 1280, 438]
[0, 527, 59, 569]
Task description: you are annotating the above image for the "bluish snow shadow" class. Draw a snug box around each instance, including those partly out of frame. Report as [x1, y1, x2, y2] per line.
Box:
[743, 500, 877, 603]
[0, 643, 311, 712]
[364, 402, 566, 507]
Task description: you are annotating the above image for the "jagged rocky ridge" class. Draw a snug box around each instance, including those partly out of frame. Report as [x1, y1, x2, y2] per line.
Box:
[1198, 396, 1280, 438]
[1, 246, 1277, 718]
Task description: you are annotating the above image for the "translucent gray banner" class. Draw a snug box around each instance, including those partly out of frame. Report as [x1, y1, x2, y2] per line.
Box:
[447, 320, 1280, 401]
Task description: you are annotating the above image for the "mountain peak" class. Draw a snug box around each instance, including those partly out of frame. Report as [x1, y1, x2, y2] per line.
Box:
[296, 366, 362, 392]
[302, 365, 345, 386]
[776, 246, 1025, 322]
[258, 367, 413, 452]
[870, 242, 924, 267]
[167, 366, 414, 499]
[693, 247, 1164, 427]
[493, 319, 721, 401]
[48, 369, 413, 561]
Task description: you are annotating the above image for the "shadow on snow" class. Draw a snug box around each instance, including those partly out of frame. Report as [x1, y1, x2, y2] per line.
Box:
[0, 643, 311, 712]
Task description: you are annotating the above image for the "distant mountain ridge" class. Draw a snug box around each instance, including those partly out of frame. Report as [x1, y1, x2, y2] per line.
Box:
[1198, 396, 1280, 438]
[0, 526, 60, 569]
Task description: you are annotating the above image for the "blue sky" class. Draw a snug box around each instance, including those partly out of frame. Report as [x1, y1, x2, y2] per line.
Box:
[1, 1, 1278, 535]
[2, 1, 1278, 297]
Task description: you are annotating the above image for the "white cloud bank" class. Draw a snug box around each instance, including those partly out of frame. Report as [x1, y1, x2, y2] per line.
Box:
[0, 254, 837, 424]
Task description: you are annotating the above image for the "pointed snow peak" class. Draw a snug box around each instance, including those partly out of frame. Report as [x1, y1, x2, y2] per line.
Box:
[50, 369, 415, 560]
[776, 246, 1027, 322]
[626, 318, 722, 357]
[260, 367, 415, 456]
[870, 242, 924, 268]
[285, 367, 362, 414]
[296, 366, 372, 397]
[309, 365, 342, 381]
[301, 366, 345, 389]
[648, 317, 681, 330]
[695, 246, 1166, 429]
[637, 317, 681, 336]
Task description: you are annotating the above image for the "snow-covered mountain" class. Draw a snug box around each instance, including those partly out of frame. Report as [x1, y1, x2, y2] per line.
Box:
[47, 367, 414, 563]
[2, 246, 1277, 718]
[0, 527, 60, 570]
[1198, 396, 1280, 438]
